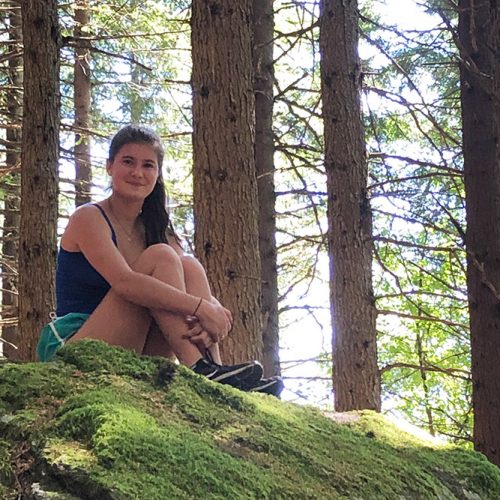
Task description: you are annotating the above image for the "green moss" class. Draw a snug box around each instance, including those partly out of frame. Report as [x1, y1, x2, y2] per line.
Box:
[56, 339, 162, 381]
[1, 341, 499, 499]
[0, 409, 40, 441]
[87, 407, 276, 498]
[44, 438, 97, 469]
[163, 366, 256, 428]
[0, 362, 73, 411]
[49, 387, 294, 498]
[0, 438, 12, 485]
[0, 484, 10, 500]
[350, 412, 500, 498]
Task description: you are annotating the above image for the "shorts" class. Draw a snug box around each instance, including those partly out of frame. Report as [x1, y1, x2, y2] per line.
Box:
[36, 312, 90, 362]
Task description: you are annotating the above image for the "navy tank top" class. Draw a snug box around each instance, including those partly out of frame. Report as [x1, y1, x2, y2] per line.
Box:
[56, 204, 117, 316]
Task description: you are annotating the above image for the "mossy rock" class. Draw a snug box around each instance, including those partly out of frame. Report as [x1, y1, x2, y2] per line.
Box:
[0, 340, 499, 499]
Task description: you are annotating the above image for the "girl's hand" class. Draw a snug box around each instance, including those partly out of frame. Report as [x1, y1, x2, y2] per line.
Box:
[190, 330, 214, 351]
[183, 316, 214, 351]
[195, 299, 232, 343]
[211, 297, 233, 327]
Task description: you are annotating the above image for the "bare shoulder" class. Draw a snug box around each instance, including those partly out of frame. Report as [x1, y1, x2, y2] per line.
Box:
[75, 202, 106, 216]
[66, 203, 106, 230]
[62, 203, 111, 251]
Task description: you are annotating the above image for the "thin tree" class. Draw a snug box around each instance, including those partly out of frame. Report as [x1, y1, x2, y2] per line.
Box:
[458, 0, 500, 466]
[253, 0, 280, 376]
[18, 0, 60, 361]
[319, 0, 380, 410]
[1, 2, 22, 358]
[74, 0, 92, 207]
[191, 0, 263, 363]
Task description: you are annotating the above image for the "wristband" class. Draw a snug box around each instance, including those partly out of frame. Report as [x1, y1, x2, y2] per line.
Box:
[192, 297, 203, 316]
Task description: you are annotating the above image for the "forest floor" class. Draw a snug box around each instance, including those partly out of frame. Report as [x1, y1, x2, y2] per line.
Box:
[1, 339, 499, 499]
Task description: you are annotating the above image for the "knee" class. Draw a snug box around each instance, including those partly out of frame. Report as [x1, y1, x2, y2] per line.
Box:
[143, 243, 182, 269]
[180, 254, 204, 275]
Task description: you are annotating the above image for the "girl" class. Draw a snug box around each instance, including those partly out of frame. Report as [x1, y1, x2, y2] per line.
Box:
[38, 125, 283, 396]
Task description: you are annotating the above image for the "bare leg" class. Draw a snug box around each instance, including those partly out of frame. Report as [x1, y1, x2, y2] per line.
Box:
[181, 255, 223, 364]
[142, 322, 176, 360]
[71, 244, 201, 366]
[141, 254, 221, 362]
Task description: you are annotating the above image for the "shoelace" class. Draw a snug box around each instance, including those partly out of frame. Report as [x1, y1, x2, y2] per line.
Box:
[204, 349, 219, 366]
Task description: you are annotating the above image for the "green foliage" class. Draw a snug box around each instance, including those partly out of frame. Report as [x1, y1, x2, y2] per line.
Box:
[1, 341, 499, 498]
[358, 3, 470, 440]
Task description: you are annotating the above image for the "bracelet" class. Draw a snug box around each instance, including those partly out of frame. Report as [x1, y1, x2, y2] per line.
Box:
[192, 297, 203, 316]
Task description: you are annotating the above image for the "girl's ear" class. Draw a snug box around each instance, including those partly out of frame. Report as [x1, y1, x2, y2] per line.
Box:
[106, 159, 112, 176]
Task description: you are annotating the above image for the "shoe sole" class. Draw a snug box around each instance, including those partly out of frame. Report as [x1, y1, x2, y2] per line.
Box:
[249, 377, 284, 397]
[211, 362, 263, 385]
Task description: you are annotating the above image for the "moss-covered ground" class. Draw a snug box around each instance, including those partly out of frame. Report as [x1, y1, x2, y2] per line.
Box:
[0, 340, 499, 499]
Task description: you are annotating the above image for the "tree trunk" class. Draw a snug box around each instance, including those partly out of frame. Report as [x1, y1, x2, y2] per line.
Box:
[127, 0, 148, 124]
[416, 330, 435, 437]
[319, 0, 380, 411]
[130, 61, 143, 123]
[191, 0, 263, 363]
[458, 0, 500, 467]
[18, 0, 60, 361]
[253, 0, 279, 376]
[1, 2, 22, 358]
[74, 0, 92, 207]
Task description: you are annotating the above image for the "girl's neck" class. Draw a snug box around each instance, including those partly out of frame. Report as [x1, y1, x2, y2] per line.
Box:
[107, 195, 142, 223]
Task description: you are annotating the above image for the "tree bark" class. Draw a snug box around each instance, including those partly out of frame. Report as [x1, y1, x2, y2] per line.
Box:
[18, 0, 60, 361]
[253, 0, 279, 376]
[458, 0, 500, 467]
[1, 2, 22, 359]
[74, 0, 92, 207]
[192, 0, 263, 363]
[319, 0, 380, 411]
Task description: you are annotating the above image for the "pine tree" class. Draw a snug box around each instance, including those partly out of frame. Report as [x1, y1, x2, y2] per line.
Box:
[320, 0, 380, 410]
[191, 0, 263, 363]
[73, 0, 92, 207]
[18, 0, 60, 360]
[253, 0, 280, 376]
[458, 0, 500, 466]
[1, 1, 22, 358]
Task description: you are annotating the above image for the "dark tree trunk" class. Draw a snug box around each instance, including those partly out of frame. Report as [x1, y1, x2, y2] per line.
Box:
[319, 0, 380, 411]
[191, 0, 263, 363]
[74, 0, 92, 207]
[18, 0, 60, 361]
[458, 0, 500, 467]
[253, 0, 279, 376]
[1, 2, 22, 358]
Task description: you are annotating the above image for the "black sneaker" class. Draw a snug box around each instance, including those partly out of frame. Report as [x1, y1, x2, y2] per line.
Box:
[244, 376, 284, 398]
[190, 357, 263, 390]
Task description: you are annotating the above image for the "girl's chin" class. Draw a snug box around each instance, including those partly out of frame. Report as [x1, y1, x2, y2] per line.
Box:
[115, 188, 153, 201]
[114, 193, 147, 204]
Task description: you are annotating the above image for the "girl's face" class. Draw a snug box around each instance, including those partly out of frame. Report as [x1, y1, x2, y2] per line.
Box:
[107, 142, 160, 201]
